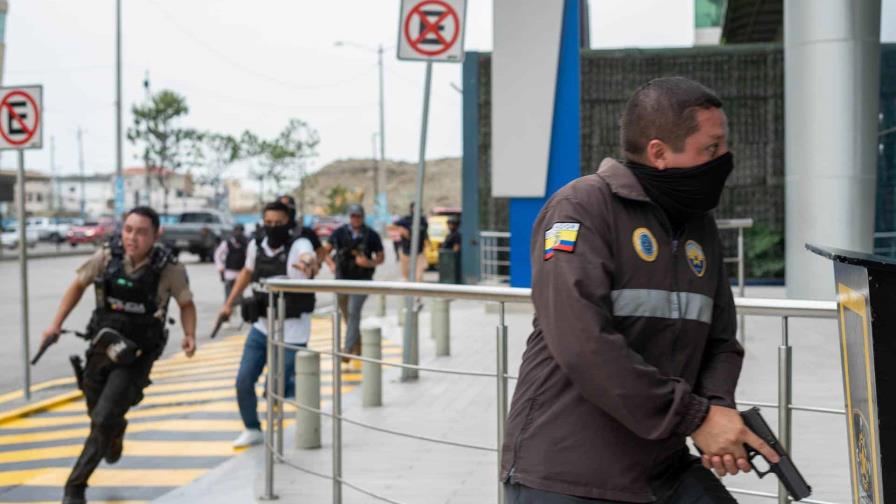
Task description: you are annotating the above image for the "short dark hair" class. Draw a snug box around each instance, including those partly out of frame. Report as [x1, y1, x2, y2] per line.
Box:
[263, 201, 291, 218]
[619, 77, 723, 161]
[124, 206, 160, 231]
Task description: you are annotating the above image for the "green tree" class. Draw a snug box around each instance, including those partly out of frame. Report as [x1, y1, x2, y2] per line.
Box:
[127, 90, 201, 215]
[326, 184, 350, 215]
[277, 119, 320, 214]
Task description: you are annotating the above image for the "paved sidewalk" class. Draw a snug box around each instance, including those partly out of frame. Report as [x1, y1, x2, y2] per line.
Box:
[156, 286, 852, 504]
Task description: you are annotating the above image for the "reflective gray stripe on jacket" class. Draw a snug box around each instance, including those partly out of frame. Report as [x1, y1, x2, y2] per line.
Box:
[611, 289, 713, 324]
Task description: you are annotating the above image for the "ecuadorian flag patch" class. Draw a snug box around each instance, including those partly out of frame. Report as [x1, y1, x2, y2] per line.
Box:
[544, 222, 580, 260]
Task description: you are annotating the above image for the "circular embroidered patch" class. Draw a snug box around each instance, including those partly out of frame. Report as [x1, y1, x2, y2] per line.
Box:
[686, 240, 707, 277]
[632, 227, 658, 262]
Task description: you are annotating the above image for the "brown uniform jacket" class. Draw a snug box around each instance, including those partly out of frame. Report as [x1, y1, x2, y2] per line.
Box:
[500, 158, 743, 502]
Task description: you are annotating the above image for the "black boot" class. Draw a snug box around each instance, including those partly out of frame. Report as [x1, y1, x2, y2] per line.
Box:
[62, 485, 86, 504]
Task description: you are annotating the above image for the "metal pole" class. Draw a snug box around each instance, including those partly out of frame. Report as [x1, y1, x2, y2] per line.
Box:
[332, 309, 343, 504]
[17, 150, 30, 401]
[276, 293, 286, 458]
[261, 292, 277, 500]
[496, 301, 508, 504]
[114, 0, 124, 218]
[403, 60, 433, 381]
[295, 350, 321, 449]
[433, 298, 450, 355]
[738, 226, 746, 344]
[77, 128, 85, 219]
[377, 43, 387, 228]
[361, 326, 382, 407]
[778, 316, 792, 504]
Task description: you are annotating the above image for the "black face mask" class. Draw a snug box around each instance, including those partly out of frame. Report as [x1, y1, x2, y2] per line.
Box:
[265, 223, 292, 249]
[625, 152, 734, 229]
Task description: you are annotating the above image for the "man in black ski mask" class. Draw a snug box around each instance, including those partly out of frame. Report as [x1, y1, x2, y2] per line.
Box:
[501, 78, 780, 504]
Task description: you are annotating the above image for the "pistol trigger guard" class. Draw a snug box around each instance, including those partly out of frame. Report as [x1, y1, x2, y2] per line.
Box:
[747, 452, 771, 478]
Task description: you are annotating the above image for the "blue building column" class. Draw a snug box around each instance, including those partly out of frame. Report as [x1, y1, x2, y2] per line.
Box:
[508, 0, 581, 288]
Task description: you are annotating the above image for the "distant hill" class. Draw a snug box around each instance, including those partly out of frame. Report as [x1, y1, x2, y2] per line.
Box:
[295, 157, 461, 216]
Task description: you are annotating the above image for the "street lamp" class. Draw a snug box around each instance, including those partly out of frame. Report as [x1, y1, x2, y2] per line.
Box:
[334, 41, 389, 228]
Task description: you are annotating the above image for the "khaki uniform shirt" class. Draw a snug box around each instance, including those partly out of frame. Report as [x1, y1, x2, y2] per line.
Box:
[76, 248, 193, 319]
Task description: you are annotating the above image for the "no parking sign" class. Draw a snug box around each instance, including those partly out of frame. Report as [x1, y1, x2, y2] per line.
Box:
[397, 0, 466, 62]
[0, 85, 42, 150]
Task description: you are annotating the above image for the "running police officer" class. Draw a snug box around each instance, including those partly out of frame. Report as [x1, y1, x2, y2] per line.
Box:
[39, 206, 196, 504]
[501, 77, 779, 503]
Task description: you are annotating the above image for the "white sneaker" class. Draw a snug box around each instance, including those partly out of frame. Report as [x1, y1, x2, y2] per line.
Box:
[232, 429, 263, 448]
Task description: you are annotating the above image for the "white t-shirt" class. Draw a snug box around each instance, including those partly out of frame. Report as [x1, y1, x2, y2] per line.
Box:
[245, 236, 314, 345]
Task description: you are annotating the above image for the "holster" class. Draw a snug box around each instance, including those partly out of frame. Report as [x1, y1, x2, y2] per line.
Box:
[241, 297, 261, 323]
[91, 327, 142, 366]
[70, 355, 84, 391]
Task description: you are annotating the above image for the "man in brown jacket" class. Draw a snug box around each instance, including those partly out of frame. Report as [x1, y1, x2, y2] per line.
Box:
[501, 77, 779, 503]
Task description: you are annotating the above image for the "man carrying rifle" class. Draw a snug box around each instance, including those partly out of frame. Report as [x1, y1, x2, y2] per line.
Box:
[501, 78, 781, 503]
[38, 206, 196, 504]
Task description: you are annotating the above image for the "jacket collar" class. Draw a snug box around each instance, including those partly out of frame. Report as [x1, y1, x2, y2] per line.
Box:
[596, 157, 651, 203]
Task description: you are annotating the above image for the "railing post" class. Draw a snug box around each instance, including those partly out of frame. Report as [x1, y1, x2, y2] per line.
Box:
[778, 316, 792, 504]
[362, 326, 382, 407]
[261, 290, 278, 501]
[377, 294, 387, 317]
[295, 350, 321, 449]
[401, 296, 419, 381]
[276, 293, 286, 458]
[332, 310, 343, 504]
[738, 226, 746, 345]
[433, 298, 451, 355]
[496, 301, 508, 504]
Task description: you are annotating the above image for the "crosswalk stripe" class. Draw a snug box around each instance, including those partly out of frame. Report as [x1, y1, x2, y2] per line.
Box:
[0, 440, 244, 464]
[0, 468, 206, 487]
[0, 419, 267, 445]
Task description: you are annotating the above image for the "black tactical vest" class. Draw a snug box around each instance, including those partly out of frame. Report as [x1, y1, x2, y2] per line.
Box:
[250, 237, 315, 318]
[91, 241, 173, 351]
[224, 235, 248, 271]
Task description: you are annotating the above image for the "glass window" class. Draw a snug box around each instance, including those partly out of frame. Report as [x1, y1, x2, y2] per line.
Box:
[695, 0, 726, 28]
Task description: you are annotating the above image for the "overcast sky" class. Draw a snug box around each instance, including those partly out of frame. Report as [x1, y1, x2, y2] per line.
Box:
[3, 0, 894, 183]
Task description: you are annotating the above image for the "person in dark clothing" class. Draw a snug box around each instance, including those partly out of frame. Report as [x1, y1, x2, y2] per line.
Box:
[278, 194, 325, 261]
[501, 77, 779, 503]
[39, 207, 197, 504]
[324, 204, 385, 359]
[441, 216, 461, 253]
[388, 202, 429, 281]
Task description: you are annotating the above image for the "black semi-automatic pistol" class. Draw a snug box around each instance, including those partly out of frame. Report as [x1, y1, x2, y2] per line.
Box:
[741, 407, 812, 501]
[209, 314, 226, 339]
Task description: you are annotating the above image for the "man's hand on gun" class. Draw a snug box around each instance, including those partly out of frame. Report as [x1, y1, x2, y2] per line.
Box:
[691, 405, 780, 477]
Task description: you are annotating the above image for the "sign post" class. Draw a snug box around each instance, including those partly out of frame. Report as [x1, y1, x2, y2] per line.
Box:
[0, 85, 43, 401]
[397, 0, 466, 383]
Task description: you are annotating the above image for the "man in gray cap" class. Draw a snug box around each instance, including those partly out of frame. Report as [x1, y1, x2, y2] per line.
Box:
[324, 204, 385, 359]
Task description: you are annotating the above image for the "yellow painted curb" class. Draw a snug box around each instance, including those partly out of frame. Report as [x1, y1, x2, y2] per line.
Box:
[0, 390, 83, 427]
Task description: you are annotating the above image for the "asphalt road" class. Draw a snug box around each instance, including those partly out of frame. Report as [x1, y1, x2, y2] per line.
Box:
[0, 237, 406, 397]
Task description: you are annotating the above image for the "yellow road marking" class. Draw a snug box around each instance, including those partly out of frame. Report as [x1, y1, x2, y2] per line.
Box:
[0, 440, 242, 464]
[143, 379, 235, 395]
[150, 364, 238, 380]
[0, 377, 76, 407]
[0, 467, 206, 487]
[0, 419, 263, 445]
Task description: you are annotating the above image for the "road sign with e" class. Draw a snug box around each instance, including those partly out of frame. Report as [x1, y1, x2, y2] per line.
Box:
[397, 0, 466, 62]
[0, 86, 42, 150]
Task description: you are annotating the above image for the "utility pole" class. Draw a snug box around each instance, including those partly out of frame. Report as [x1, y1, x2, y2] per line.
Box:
[376, 44, 387, 226]
[114, 0, 124, 218]
[49, 135, 56, 212]
[77, 127, 85, 219]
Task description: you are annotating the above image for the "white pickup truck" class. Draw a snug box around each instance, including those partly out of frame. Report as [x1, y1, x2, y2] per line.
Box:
[26, 217, 80, 242]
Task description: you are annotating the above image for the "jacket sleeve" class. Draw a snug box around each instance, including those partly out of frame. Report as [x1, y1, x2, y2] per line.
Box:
[533, 194, 709, 440]
[693, 232, 744, 408]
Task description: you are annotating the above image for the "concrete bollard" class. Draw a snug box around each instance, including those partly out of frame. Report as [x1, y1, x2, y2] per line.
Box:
[432, 298, 450, 356]
[361, 326, 382, 407]
[295, 350, 321, 449]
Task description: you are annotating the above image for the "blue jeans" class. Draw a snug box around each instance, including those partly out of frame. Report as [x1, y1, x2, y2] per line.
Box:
[236, 326, 301, 430]
[338, 294, 369, 351]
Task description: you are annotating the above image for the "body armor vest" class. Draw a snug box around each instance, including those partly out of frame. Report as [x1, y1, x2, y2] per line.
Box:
[251, 237, 315, 318]
[224, 236, 248, 271]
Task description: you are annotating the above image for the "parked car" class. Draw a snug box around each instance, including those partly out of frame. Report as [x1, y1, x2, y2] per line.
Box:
[161, 210, 234, 262]
[67, 217, 116, 247]
[1, 225, 39, 249]
[26, 216, 73, 242]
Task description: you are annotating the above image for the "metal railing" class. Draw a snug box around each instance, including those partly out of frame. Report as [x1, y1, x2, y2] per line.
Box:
[479, 231, 510, 284]
[717, 218, 754, 344]
[873, 231, 896, 257]
[260, 278, 840, 504]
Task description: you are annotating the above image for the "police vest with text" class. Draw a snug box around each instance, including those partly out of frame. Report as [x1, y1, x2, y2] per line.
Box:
[247, 236, 315, 321]
[90, 241, 173, 352]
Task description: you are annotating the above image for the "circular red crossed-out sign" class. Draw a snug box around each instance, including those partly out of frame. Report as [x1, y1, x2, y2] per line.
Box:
[403, 0, 461, 57]
[0, 90, 40, 147]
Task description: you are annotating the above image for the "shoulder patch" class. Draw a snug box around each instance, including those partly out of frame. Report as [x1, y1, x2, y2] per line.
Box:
[632, 227, 658, 262]
[544, 222, 580, 260]
[686, 240, 707, 277]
